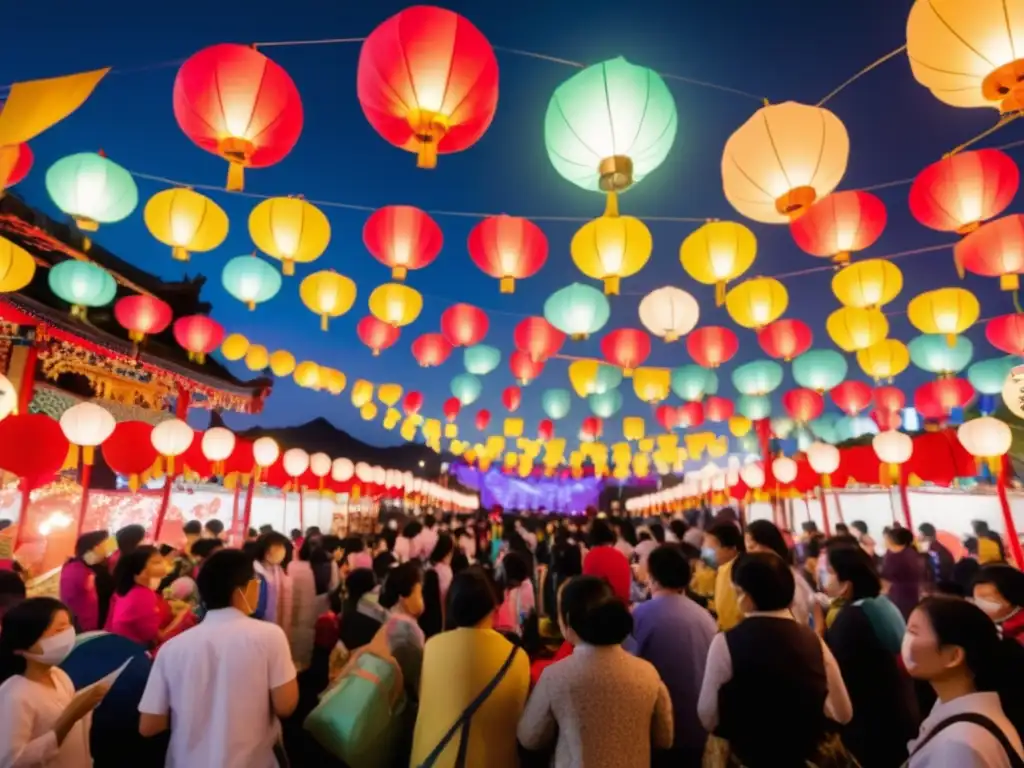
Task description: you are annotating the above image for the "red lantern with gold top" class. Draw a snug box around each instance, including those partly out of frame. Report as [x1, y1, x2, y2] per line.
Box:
[790, 190, 886, 265]
[873, 385, 906, 415]
[914, 378, 975, 421]
[600, 328, 651, 377]
[910, 149, 1018, 234]
[443, 397, 461, 422]
[656, 405, 678, 431]
[678, 401, 705, 429]
[411, 333, 453, 367]
[686, 326, 738, 369]
[704, 395, 735, 423]
[757, 318, 812, 362]
[101, 421, 159, 491]
[502, 386, 521, 413]
[872, 408, 902, 431]
[831, 380, 873, 416]
[475, 409, 490, 431]
[468, 215, 548, 293]
[782, 388, 824, 423]
[956, 214, 1024, 291]
[357, 315, 400, 356]
[114, 295, 173, 343]
[441, 303, 488, 347]
[363, 205, 443, 280]
[509, 350, 544, 385]
[538, 419, 554, 441]
[513, 316, 565, 362]
[173, 315, 225, 364]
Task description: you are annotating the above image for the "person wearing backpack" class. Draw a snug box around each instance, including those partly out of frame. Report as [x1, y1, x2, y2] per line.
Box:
[903, 597, 1024, 767]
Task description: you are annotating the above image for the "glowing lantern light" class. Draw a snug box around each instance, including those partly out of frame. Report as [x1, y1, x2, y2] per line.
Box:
[757, 318, 812, 362]
[986, 314, 1024, 356]
[725, 277, 788, 330]
[364, 205, 443, 280]
[772, 456, 798, 484]
[513, 317, 565, 363]
[721, 101, 849, 224]
[656, 405, 678, 431]
[678, 401, 705, 428]
[249, 197, 330, 276]
[1, 144, 32, 191]
[451, 373, 482, 406]
[633, 368, 671, 404]
[294, 361, 321, 390]
[680, 220, 757, 304]
[357, 6, 498, 169]
[782, 388, 824, 423]
[730, 415, 753, 437]
[959, 417, 1012, 464]
[857, 339, 910, 382]
[638, 286, 700, 342]
[321, 368, 346, 396]
[475, 409, 490, 431]
[831, 380, 873, 416]
[826, 306, 889, 353]
[831, 259, 903, 308]
[299, 271, 357, 332]
[705, 396, 734, 423]
[570, 195, 652, 295]
[143, 188, 228, 262]
[173, 315, 224, 364]
[331, 458, 354, 483]
[907, 287, 980, 345]
[222, 255, 281, 310]
[369, 283, 423, 328]
[969, 358, 1017, 414]
[48, 261, 116, 319]
[874, 385, 907, 414]
[601, 328, 651, 376]
[807, 442, 840, 487]
[732, 360, 784, 396]
[509, 351, 544, 386]
[544, 283, 611, 340]
[538, 419, 554, 442]
[687, 326, 739, 369]
[502, 386, 522, 413]
[351, 380, 374, 408]
[441, 303, 489, 347]
[738, 394, 772, 421]
[464, 344, 501, 376]
[403, 391, 424, 416]
[670, 365, 719, 402]
[221, 333, 249, 362]
[468, 215, 548, 293]
[955, 214, 1024, 290]
[589, 390, 623, 419]
[915, 378, 975, 420]
[244, 344, 269, 371]
[46, 152, 138, 231]
[269, 350, 296, 377]
[909, 334, 973, 376]
[909, 150, 1018, 234]
[114, 295, 172, 343]
[790, 190, 886, 265]
[253, 437, 280, 472]
[569, 360, 622, 397]
[151, 418, 194, 474]
[542, 389, 572, 420]
[0, 237, 35, 293]
[874, 429, 912, 469]
[622, 417, 645, 442]
[412, 333, 453, 368]
[740, 463, 765, 490]
[357, 315, 400, 356]
[60, 402, 115, 465]
[793, 349, 848, 393]
[360, 403, 378, 421]
[201, 427, 236, 469]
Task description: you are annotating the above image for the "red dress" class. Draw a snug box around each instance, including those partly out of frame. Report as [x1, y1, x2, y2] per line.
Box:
[1001, 609, 1024, 645]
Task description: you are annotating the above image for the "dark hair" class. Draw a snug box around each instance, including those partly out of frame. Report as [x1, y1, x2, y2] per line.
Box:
[74, 530, 109, 560]
[429, 533, 454, 564]
[241, 540, 260, 560]
[973, 564, 1024, 607]
[972, 520, 991, 535]
[850, 520, 868, 536]
[113, 545, 159, 596]
[588, 519, 617, 547]
[560, 575, 632, 645]
[805, 537, 823, 559]
[290, 528, 302, 540]
[446, 566, 499, 629]
[828, 546, 881, 601]
[305, 526, 321, 537]
[649, 523, 665, 544]
[298, 535, 321, 563]
[259, 524, 273, 535]
[158, 544, 176, 558]
[115, 524, 146, 554]
[380, 562, 422, 610]
[182, 520, 202, 536]
[886, 527, 915, 548]
[918, 523, 937, 538]
[204, 519, 225, 536]
[616, 518, 637, 547]
[500, 551, 530, 588]
[190, 539, 224, 560]
[802, 521, 819, 534]
[647, 545, 692, 590]
[343, 568, 377, 611]
[0, 598, 70, 683]
[732, 552, 795, 612]
[423, 514, 436, 529]
[745, 520, 792, 565]
[0, 570, 26, 600]
[401, 521, 423, 539]
[247, 527, 258, 539]
[372, 552, 397, 581]
[253, 532, 291, 565]
[321, 535, 342, 555]
[196, 549, 255, 610]
[834, 523, 850, 536]
[708, 523, 743, 551]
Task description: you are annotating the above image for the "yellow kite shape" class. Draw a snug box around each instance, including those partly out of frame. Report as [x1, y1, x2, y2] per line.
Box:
[0, 68, 109, 146]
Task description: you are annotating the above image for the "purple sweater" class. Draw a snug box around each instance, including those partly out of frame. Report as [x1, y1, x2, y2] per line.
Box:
[60, 559, 99, 632]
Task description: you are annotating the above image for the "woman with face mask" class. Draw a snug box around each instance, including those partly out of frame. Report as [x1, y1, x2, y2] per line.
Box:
[59, 530, 110, 633]
[903, 597, 1024, 766]
[0, 597, 109, 766]
[106, 546, 187, 648]
[972, 565, 1024, 646]
[252, 532, 294, 641]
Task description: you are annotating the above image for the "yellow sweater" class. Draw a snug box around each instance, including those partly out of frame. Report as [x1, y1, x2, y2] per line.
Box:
[715, 558, 743, 631]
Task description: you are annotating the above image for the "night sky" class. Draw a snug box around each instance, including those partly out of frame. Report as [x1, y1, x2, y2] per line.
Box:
[3, 0, 1019, 448]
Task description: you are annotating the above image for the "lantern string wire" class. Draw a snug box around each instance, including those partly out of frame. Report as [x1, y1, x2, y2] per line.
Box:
[815, 45, 907, 107]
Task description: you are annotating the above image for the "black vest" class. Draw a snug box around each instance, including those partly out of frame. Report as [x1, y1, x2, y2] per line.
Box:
[717, 616, 828, 767]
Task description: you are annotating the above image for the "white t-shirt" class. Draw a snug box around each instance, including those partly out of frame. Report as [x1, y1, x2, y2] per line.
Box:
[139, 607, 296, 768]
[0, 668, 91, 767]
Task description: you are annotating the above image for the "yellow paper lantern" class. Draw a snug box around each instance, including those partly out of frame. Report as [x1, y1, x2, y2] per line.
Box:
[633, 368, 670, 403]
[368, 282, 423, 328]
[721, 101, 849, 224]
[570, 194, 652, 295]
[248, 197, 331, 276]
[293, 361, 321, 390]
[729, 415, 752, 437]
[143, 188, 228, 262]
[485, 435, 506, 457]
[568, 360, 599, 397]
[638, 437, 655, 453]
[321, 368, 347, 395]
[680, 221, 757, 305]
[857, 339, 910, 381]
[360, 402, 378, 421]
[623, 416, 645, 441]
[300, 271, 357, 331]
[268, 350, 296, 377]
[632, 453, 650, 477]
[826, 306, 889, 352]
[351, 379, 374, 408]
[907, 287, 980, 345]
[400, 418, 418, 442]
[244, 344, 269, 371]
[725, 277, 788, 329]
[220, 333, 249, 361]
[0, 236, 36, 292]
[831, 259, 903, 308]
[504, 418, 524, 438]
[377, 383, 403, 407]
[444, 423, 458, 439]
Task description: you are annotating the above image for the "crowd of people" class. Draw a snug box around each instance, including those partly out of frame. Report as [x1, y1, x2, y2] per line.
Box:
[0, 505, 1022, 767]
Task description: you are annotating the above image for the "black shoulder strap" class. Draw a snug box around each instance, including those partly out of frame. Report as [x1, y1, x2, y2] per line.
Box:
[417, 645, 519, 768]
[909, 712, 1024, 767]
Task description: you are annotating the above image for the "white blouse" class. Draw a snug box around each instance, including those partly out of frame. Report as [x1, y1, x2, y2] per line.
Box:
[0, 668, 92, 767]
[908, 692, 1023, 767]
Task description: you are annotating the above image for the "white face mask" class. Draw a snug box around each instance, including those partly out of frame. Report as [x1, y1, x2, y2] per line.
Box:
[973, 597, 1006, 617]
[82, 550, 102, 566]
[23, 627, 76, 666]
[900, 633, 917, 672]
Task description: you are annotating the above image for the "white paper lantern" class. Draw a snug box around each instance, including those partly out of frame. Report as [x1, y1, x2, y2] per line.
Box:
[638, 286, 700, 342]
[282, 448, 310, 478]
[958, 417, 1012, 458]
[332, 457, 354, 482]
[372, 466, 386, 485]
[253, 436, 280, 468]
[60, 402, 115, 448]
[872, 430, 912, 465]
[740, 463, 765, 489]
[355, 462, 373, 482]
[772, 456, 798, 483]
[201, 427, 236, 462]
[309, 452, 331, 478]
[151, 418, 193, 457]
[807, 442, 840, 475]
[0, 373, 16, 423]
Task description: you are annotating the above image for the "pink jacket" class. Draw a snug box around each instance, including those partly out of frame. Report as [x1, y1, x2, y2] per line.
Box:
[106, 585, 162, 647]
[60, 559, 99, 632]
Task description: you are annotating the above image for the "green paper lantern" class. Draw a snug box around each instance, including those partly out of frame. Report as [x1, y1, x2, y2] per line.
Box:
[967, 357, 1017, 395]
[48, 261, 116, 319]
[463, 344, 501, 376]
[542, 389, 572, 420]
[731, 360, 784, 396]
[46, 152, 138, 231]
[588, 389, 623, 418]
[737, 394, 772, 420]
[593, 364, 624, 395]
[792, 349, 848, 393]
[771, 417, 795, 438]
[809, 415, 840, 444]
[450, 373, 482, 406]
[543, 283, 611, 339]
[222, 255, 282, 310]
[670, 365, 719, 402]
[545, 57, 678, 194]
[908, 334, 973, 376]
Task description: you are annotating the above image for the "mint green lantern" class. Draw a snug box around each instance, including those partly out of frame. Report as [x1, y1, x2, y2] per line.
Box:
[463, 344, 501, 376]
[545, 57, 678, 195]
[222, 255, 282, 310]
[908, 334, 973, 375]
[771, 417, 795, 438]
[593, 364, 624, 395]
[671, 365, 719, 402]
[48, 261, 116, 319]
[836, 416, 877, 443]
[450, 373, 482, 406]
[793, 349, 848, 392]
[544, 283, 611, 340]
[542, 389, 572, 420]
[967, 357, 1017, 395]
[738, 394, 772, 420]
[588, 389, 623, 418]
[810, 415, 840, 444]
[731, 360, 784, 396]
[46, 152, 138, 231]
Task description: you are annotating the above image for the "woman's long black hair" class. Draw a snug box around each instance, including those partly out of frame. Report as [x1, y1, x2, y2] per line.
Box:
[113, 545, 158, 597]
[0, 598, 69, 683]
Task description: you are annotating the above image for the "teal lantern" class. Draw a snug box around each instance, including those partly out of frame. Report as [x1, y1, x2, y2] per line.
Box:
[738, 434, 759, 453]
[810, 415, 840, 444]
[731, 360, 784, 396]
[737, 394, 772, 420]
[908, 334, 973, 376]
[48, 261, 116, 319]
[545, 57, 678, 196]
[593, 364, 624, 395]
[771, 417, 795, 438]
[45, 152, 138, 231]
[588, 389, 623, 418]
[792, 349, 848, 393]
[542, 388, 572, 420]
[463, 344, 501, 376]
[670, 365, 719, 402]
[543, 283, 611, 340]
[450, 373, 482, 406]
[221, 255, 282, 311]
[835, 415, 877, 442]
[796, 430, 814, 452]
[968, 357, 1016, 395]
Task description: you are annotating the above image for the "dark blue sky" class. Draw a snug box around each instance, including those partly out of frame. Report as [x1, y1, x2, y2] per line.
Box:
[4, 0, 1020, 446]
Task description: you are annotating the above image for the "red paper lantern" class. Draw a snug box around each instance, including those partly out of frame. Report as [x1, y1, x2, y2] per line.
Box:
[403, 391, 424, 415]
[910, 149, 1018, 234]
[502, 386, 522, 413]
[678, 401, 705, 429]
[600, 328, 651, 377]
[224, 438, 254, 478]
[790, 190, 886, 265]
[363, 205, 443, 280]
[475, 409, 491, 431]
[181, 431, 212, 479]
[581, 416, 603, 440]
[986, 314, 1024, 356]
[357, 6, 499, 170]
[468, 215, 548, 293]
[101, 421, 159, 489]
[831, 380, 873, 416]
[782, 388, 824, 423]
[513, 316, 566, 362]
[914, 378, 974, 420]
[443, 397, 461, 422]
[357, 315, 401, 356]
[173, 315, 225, 364]
[757, 318, 813, 362]
[2, 143, 32, 189]
[0, 414, 69, 486]
[441, 303, 488, 347]
[704, 395, 735, 423]
[873, 385, 906, 414]
[411, 333, 453, 367]
[871, 408, 902, 431]
[656, 405, 678, 431]
[686, 326, 739, 369]
[956, 214, 1024, 290]
[509, 350, 544, 385]
[114, 295, 173, 343]
[173, 44, 303, 190]
[538, 419, 554, 441]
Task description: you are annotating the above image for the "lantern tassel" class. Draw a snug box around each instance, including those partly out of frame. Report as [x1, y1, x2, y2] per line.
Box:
[603, 276, 621, 295]
[1001, 274, 1019, 291]
[715, 282, 726, 306]
[500, 277, 515, 294]
[320, 314, 329, 332]
[833, 251, 850, 266]
[74, 216, 99, 232]
[129, 330, 144, 343]
[171, 246, 190, 262]
[392, 265, 408, 281]
[63, 444, 80, 471]
[282, 259, 295, 277]
[129, 474, 139, 492]
[83, 445, 94, 466]
[246, 300, 256, 311]
[604, 192, 620, 218]
[227, 162, 244, 191]
[945, 333, 956, 348]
